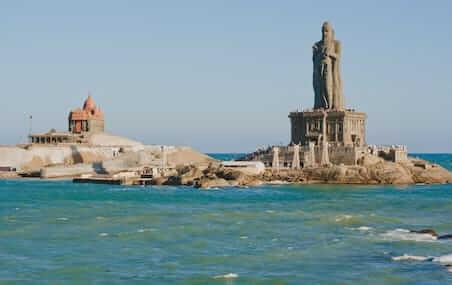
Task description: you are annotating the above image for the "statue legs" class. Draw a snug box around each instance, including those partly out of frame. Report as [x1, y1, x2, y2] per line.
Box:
[320, 62, 333, 109]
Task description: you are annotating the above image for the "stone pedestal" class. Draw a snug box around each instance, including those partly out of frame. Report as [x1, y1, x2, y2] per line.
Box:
[289, 109, 367, 147]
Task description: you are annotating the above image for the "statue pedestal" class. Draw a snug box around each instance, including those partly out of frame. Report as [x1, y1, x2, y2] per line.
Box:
[289, 109, 367, 147]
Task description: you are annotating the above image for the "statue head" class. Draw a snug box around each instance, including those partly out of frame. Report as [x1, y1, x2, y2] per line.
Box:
[322, 21, 334, 42]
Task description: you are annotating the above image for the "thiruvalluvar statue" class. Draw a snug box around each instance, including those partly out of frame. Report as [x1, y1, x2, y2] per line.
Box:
[313, 22, 344, 110]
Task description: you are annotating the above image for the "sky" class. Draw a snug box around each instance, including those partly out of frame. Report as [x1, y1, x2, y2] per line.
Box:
[1, 0, 451, 153]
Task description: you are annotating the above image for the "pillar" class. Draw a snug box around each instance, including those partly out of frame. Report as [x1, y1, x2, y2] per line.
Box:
[272, 147, 280, 172]
[292, 144, 300, 169]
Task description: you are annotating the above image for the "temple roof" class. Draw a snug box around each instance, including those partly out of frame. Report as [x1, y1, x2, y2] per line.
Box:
[69, 95, 104, 121]
[83, 95, 97, 111]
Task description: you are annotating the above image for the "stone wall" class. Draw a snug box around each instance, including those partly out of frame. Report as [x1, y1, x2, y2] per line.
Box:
[329, 146, 366, 165]
[88, 119, 104, 133]
[40, 151, 154, 178]
[0, 145, 120, 171]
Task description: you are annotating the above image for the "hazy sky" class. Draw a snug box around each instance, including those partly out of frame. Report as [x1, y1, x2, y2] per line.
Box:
[1, 1, 451, 153]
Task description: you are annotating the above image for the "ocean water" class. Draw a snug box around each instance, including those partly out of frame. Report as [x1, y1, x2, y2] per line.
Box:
[0, 154, 451, 284]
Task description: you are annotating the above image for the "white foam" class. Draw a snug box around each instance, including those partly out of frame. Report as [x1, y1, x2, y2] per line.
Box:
[392, 254, 432, 262]
[137, 228, 156, 233]
[240, 236, 248, 239]
[265, 210, 275, 214]
[357, 226, 373, 231]
[335, 215, 352, 222]
[347, 226, 373, 231]
[381, 229, 437, 242]
[395, 228, 410, 232]
[433, 254, 452, 265]
[213, 273, 238, 279]
[99, 233, 109, 237]
[56, 217, 68, 221]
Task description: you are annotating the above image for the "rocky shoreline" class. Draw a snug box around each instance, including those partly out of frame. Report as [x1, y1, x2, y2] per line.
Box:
[151, 156, 452, 189]
[2, 152, 451, 189]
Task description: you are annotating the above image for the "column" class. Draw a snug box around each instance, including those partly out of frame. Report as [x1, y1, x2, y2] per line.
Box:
[272, 147, 280, 172]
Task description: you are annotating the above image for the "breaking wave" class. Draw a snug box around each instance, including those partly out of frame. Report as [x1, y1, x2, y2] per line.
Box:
[381, 229, 437, 242]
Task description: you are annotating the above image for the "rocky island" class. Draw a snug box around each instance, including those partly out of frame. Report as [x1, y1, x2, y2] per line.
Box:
[152, 21, 452, 188]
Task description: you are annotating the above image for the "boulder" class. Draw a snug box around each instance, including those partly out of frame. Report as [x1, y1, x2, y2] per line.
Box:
[151, 177, 168, 186]
[195, 177, 230, 189]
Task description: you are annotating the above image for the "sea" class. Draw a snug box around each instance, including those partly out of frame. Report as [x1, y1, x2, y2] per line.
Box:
[1, 153, 451, 284]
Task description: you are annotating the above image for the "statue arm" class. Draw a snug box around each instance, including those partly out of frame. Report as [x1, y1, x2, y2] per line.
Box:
[331, 40, 342, 59]
[312, 42, 320, 61]
[327, 41, 342, 59]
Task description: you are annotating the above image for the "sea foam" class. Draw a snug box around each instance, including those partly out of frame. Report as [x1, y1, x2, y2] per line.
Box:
[213, 273, 238, 279]
[137, 228, 156, 233]
[433, 254, 452, 265]
[381, 229, 437, 242]
[335, 215, 353, 222]
[347, 226, 373, 231]
[392, 254, 433, 262]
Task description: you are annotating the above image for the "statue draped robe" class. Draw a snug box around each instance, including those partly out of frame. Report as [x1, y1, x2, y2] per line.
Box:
[313, 39, 344, 110]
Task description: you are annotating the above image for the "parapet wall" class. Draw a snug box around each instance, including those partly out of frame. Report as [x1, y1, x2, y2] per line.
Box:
[328, 146, 363, 165]
[369, 145, 408, 163]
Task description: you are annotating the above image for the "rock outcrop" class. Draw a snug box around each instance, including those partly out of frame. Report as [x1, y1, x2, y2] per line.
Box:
[153, 156, 452, 189]
[152, 164, 263, 189]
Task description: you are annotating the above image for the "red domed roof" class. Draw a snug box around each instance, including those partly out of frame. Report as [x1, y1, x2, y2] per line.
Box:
[69, 95, 104, 121]
[83, 95, 96, 111]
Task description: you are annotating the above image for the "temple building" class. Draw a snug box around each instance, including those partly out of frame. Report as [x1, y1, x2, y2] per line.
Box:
[68, 95, 104, 134]
[29, 95, 105, 144]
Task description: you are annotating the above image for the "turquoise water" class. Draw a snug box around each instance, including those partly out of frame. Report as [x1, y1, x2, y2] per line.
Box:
[207, 153, 247, 161]
[1, 154, 451, 284]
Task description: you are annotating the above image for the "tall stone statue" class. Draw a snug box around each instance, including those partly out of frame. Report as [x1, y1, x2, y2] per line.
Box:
[313, 22, 344, 110]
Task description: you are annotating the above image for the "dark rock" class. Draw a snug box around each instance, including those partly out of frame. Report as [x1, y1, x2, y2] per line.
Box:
[163, 176, 182, 186]
[438, 234, 452, 240]
[410, 229, 438, 236]
[151, 177, 167, 185]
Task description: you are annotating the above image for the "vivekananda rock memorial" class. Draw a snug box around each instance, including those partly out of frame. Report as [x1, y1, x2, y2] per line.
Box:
[0, 95, 213, 179]
[29, 95, 106, 144]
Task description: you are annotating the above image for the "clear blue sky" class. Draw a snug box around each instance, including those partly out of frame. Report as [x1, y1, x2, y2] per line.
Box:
[1, 0, 451, 153]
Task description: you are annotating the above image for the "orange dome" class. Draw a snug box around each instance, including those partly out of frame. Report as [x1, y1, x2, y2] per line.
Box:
[83, 95, 96, 111]
[69, 96, 104, 121]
